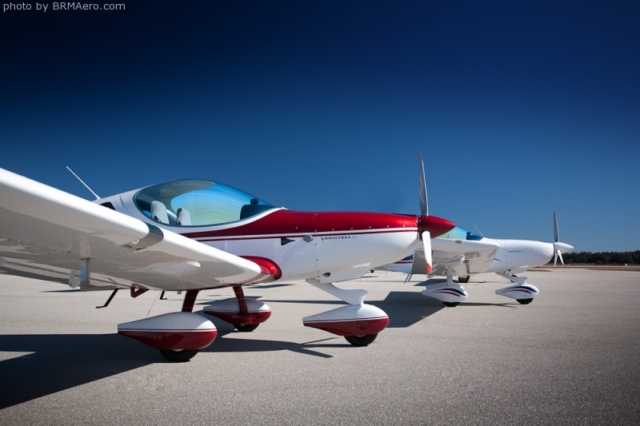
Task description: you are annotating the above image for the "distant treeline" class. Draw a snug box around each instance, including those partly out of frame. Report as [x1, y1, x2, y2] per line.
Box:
[556, 251, 640, 265]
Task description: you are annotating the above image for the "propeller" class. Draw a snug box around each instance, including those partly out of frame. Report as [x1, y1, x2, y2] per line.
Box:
[417, 152, 433, 274]
[400, 152, 454, 282]
[418, 152, 428, 217]
[553, 211, 562, 266]
[552, 211, 574, 266]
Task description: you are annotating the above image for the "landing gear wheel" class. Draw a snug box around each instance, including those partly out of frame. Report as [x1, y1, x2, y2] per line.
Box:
[235, 324, 259, 332]
[160, 349, 198, 362]
[443, 302, 460, 307]
[345, 334, 378, 347]
[458, 275, 470, 283]
[517, 298, 533, 305]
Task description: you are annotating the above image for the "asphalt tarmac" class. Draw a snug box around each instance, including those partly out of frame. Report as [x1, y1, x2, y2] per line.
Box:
[0, 268, 638, 425]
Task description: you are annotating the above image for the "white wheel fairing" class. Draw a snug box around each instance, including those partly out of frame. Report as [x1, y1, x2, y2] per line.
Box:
[303, 304, 389, 336]
[203, 298, 272, 326]
[118, 312, 215, 331]
[422, 286, 469, 304]
[118, 312, 218, 350]
[203, 298, 270, 314]
[495, 284, 540, 300]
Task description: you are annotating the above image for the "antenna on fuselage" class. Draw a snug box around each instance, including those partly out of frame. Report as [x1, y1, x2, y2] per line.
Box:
[66, 166, 101, 200]
[472, 222, 484, 237]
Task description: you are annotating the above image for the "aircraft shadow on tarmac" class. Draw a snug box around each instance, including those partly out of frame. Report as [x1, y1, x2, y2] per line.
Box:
[0, 333, 154, 409]
[0, 305, 373, 409]
[0, 284, 516, 408]
[201, 318, 343, 359]
[259, 290, 447, 328]
[411, 279, 518, 308]
[0, 321, 342, 409]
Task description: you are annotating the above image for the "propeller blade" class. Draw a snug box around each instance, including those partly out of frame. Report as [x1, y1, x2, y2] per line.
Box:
[418, 152, 431, 273]
[422, 231, 433, 274]
[553, 213, 571, 267]
[418, 151, 428, 216]
[553, 247, 565, 267]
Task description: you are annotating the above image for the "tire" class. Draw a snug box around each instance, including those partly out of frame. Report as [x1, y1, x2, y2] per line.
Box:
[160, 349, 198, 362]
[458, 275, 470, 283]
[235, 324, 259, 332]
[443, 302, 460, 307]
[345, 334, 378, 347]
[517, 298, 533, 305]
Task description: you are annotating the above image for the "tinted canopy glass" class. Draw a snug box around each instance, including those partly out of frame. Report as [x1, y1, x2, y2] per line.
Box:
[133, 179, 275, 226]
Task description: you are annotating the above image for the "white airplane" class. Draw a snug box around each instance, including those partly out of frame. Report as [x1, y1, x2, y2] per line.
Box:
[0, 161, 454, 361]
[378, 213, 574, 307]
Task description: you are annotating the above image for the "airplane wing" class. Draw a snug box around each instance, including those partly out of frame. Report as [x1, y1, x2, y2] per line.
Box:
[431, 238, 500, 276]
[0, 168, 269, 291]
[406, 238, 499, 276]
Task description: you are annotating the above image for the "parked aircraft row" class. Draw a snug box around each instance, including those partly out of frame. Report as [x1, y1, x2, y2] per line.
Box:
[0, 156, 572, 361]
[377, 212, 573, 306]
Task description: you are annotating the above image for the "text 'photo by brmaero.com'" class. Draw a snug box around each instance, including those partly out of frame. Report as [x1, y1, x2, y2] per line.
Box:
[3, 2, 125, 12]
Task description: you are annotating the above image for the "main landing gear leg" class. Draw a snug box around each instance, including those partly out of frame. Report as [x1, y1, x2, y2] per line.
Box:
[181, 290, 199, 312]
[303, 279, 389, 346]
[232, 286, 259, 332]
[495, 273, 540, 305]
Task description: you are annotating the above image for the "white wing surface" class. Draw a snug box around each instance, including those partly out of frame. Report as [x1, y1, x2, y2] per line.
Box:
[431, 238, 500, 276]
[406, 238, 500, 276]
[0, 168, 264, 291]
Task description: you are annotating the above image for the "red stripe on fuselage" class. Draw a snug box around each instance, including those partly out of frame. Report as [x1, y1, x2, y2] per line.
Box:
[181, 210, 453, 240]
[193, 228, 415, 242]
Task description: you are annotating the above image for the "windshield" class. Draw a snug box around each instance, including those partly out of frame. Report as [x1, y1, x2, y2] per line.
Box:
[133, 179, 275, 227]
[440, 226, 483, 241]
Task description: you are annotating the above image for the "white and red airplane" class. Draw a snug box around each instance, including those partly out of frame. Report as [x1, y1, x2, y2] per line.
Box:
[0, 162, 454, 361]
[378, 213, 574, 307]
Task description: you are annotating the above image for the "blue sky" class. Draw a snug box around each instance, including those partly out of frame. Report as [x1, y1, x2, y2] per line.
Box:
[2, 1, 639, 252]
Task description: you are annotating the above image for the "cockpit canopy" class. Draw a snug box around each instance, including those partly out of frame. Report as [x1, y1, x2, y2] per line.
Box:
[440, 226, 484, 241]
[133, 179, 275, 227]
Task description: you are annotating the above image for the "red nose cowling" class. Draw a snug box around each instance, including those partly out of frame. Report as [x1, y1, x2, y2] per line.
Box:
[417, 215, 455, 237]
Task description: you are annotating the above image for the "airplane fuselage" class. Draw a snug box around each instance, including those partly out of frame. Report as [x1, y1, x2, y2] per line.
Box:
[97, 180, 454, 284]
[485, 238, 555, 274]
[183, 210, 421, 282]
